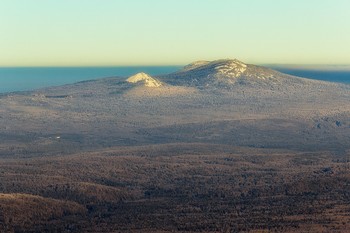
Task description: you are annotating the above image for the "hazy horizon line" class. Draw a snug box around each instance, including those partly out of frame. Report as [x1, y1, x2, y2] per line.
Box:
[1, 63, 350, 71]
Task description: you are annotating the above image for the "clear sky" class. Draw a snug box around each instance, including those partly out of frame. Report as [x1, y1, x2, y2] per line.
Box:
[1, 0, 350, 66]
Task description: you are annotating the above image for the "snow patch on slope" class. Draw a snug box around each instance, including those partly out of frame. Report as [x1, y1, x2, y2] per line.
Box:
[214, 59, 247, 78]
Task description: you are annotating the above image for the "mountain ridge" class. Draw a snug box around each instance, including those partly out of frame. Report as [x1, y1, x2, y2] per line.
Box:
[27, 58, 345, 99]
[158, 58, 338, 89]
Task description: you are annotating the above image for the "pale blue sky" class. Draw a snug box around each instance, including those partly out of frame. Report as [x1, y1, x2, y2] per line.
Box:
[1, 0, 349, 66]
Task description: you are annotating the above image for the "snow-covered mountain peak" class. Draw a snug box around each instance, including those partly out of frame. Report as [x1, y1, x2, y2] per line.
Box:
[126, 72, 163, 87]
[160, 58, 313, 88]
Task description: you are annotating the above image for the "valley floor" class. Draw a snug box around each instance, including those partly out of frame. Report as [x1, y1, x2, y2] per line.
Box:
[0, 144, 349, 232]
